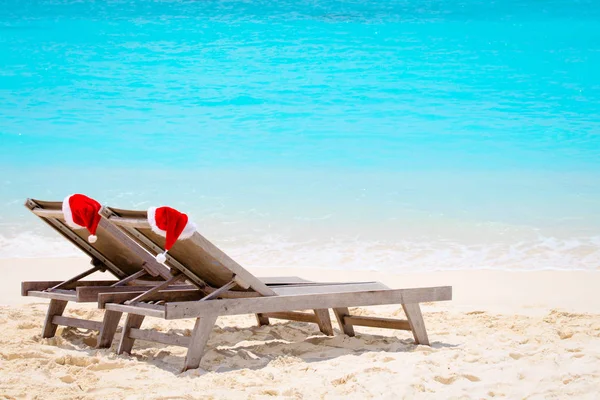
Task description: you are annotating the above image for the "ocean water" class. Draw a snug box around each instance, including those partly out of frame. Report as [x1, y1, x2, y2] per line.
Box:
[1, 0, 599, 271]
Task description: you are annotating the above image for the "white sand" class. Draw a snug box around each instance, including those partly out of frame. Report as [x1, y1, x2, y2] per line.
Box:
[1, 257, 599, 399]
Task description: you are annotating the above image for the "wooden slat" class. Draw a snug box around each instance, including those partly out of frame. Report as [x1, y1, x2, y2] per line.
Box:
[262, 311, 317, 323]
[343, 315, 411, 331]
[129, 328, 191, 347]
[98, 289, 204, 308]
[261, 276, 313, 285]
[30, 208, 63, 219]
[97, 284, 262, 309]
[201, 287, 261, 299]
[66, 280, 121, 286]
[272, 282, 388, 296]
[105, 216, 148, 229]
[22, 280, 119, 295]
[52, 316, 103, 331]
[77, 284, 196, 302]
[266, 281, 375, 288]
[105, 303, 166, 318]
[50, 289, 74, 295]
[164, 286, 452, 320]
[27, 290, 77, 302]
[23, 281, 65, 295]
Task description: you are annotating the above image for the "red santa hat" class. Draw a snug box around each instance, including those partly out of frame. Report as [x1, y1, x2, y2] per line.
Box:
[62, 194, 102, 243]
[147, 206, 197, 264]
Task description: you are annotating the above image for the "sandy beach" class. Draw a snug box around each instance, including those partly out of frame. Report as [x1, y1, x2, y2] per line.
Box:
[3, 0, 600, 397]
[0, 257, 599, 399]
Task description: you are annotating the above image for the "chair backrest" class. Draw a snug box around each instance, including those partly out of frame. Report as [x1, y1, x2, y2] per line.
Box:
[26, 199, 170, 280]
[103, 206, 276, 296]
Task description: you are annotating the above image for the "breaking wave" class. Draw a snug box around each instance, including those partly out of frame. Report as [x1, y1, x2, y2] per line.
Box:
[1, 231, 599, 272]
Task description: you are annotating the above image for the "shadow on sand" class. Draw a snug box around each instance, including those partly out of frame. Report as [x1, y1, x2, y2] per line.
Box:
[47, 319, 457, 375]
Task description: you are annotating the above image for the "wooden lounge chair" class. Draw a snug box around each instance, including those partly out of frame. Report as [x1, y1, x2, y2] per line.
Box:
[21, 198, 184, 347]
[22, 199, 322, 348]
[99, 207, 453, 371]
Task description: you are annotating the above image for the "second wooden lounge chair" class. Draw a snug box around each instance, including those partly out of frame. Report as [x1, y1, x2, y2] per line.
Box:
[99, 207, 453, 371]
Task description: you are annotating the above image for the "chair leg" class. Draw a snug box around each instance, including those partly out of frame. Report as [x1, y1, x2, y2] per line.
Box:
[255, 313, 270, 326]
[402, 303, 429, 345]
[97, 310, 122, 348]
[182, 314, 218, 372]
[117, 314, 145, 354]
[333, 307, 355, 336]
[313, 309, 334, 336]
[42, 299, 68, 338]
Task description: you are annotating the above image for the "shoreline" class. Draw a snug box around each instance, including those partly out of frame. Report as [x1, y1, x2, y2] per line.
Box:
[3, 256, 600, 313]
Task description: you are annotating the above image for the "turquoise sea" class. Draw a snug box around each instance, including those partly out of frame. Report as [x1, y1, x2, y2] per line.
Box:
[1, 0, 599, 271]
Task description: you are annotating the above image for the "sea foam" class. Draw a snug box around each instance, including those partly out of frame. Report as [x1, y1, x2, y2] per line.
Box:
[1, 230, 598, 272]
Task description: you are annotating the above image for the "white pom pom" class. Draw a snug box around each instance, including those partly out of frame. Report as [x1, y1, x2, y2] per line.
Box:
[88, 235, 97, 243]
[156, 252, 167, 264]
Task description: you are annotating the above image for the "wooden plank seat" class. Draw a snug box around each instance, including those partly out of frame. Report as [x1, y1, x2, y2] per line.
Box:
[101, 207, 453, 371]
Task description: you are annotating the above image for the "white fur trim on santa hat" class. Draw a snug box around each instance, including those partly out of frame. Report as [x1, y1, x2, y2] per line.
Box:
[147, 206, 197, 240]
[179, 220, 197, 240]
[147, 207, 167, 237]
[62, 194, 82, 229]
